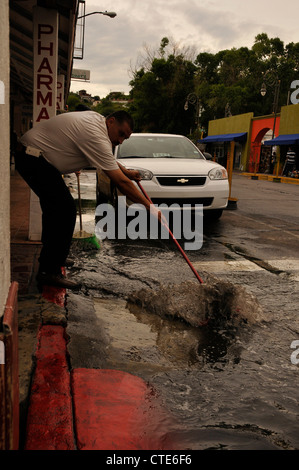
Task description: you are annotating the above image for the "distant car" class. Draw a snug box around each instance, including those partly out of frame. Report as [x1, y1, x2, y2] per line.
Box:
[96, 133, 229, 220]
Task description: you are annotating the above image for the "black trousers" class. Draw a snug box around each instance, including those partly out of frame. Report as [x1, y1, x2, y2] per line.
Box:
[15, 148, 77, 274]
[283, 162, 295, 176]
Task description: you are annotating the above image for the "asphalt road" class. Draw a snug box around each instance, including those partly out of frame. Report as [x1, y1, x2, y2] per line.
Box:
[66, 172, 299, 450]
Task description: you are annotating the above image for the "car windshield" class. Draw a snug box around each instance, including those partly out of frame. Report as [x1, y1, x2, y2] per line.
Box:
[117, 135, 205, 160]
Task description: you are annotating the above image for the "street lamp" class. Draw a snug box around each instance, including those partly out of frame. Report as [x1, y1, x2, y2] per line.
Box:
[225, 102, 232, 117]
[260, 70, 280, 140]
[78, 11, 117, 19]
[184, 93, 203, 131]
[260, 70, 281, 177]
[74, 8, 117, 60]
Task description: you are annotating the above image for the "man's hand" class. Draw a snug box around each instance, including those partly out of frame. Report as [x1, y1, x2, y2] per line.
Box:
[104, 168, 167, 227]
[117, 162, 141, 181]
[126, 169, 141, 181]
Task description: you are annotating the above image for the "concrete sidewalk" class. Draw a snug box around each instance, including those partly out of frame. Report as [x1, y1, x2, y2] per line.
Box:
[10, 171, 175, 451]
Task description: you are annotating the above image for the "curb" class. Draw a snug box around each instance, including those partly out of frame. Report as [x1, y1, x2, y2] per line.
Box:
[24, 286, 175, 450]
[24, 325, 75, 450]
[241, 172, 299, 185]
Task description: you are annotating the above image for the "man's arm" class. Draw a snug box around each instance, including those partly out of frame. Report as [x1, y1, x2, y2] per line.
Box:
[103, 168, 165, 224]
[117, 161, 140, 181]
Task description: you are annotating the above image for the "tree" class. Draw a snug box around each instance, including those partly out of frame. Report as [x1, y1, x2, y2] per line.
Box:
[66, 92, 82, 111]
[194, 33, 299, 126]
[128, 38, 197, 134]
[128, 34, 299, 136]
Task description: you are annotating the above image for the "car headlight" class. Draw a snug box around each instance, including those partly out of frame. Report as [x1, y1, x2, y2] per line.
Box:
[129, 168, 153, 180]
[208, 167, 228, 180]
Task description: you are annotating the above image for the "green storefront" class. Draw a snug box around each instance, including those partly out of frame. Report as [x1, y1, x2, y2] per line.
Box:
[199, 104, 299, 175]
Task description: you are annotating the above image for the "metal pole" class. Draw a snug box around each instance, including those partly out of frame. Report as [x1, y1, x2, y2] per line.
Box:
[273, 80, 280, 177]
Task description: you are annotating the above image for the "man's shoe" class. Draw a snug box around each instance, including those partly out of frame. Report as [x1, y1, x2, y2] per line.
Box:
[36, 272, 81, 290]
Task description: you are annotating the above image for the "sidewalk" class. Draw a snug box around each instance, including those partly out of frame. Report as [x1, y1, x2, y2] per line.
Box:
[10, 171, 175, 451]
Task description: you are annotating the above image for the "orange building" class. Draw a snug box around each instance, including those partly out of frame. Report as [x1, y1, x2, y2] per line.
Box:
[249, 114, 281, 173]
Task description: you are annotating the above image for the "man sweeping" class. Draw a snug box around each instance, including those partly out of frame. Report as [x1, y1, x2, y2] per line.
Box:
[15, 110, 163, 290]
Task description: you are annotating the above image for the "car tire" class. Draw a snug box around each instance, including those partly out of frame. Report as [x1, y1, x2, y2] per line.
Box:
[204, 209, 223, 221]
[96, 173, 109, 205]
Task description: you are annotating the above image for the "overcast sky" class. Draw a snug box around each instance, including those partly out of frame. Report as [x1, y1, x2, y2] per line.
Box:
[70, 0, 299, 98]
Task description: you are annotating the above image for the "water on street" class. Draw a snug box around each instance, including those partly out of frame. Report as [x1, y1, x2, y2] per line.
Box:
[65, 171, 299, 450]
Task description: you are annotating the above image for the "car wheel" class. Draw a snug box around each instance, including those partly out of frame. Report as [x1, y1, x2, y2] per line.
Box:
[96, 173, 109, 205]
[204, 209, 223, 221]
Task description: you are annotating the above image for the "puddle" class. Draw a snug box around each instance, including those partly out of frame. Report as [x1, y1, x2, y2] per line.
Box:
[93, 297, 206, 373]
[93, 294, 247, 375]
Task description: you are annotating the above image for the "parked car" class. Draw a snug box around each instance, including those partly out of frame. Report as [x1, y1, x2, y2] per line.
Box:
[96, 133, 229, 220]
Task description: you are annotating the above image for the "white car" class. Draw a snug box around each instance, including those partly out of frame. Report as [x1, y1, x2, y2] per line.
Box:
[96, 133, 229, 220]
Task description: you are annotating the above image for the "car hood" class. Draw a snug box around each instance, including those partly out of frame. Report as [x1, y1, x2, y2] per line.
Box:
[117, 158, 222, 175]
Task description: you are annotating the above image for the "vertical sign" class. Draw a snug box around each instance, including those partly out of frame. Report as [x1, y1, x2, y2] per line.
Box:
[33, 6, 58, 123]
[29, 7, 58, 240]
[56, 74, 65, 112]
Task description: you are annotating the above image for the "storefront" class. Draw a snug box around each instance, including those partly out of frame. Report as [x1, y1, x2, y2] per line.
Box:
[249, 115, 280, 174]
[201, 104, 299, 175]
[199, 132, 247, 169]
[264, 133, 299, 178]
[198, 112, 253, 172]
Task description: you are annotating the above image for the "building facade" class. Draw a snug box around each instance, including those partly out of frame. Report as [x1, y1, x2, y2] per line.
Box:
[200, 104, 299, 177]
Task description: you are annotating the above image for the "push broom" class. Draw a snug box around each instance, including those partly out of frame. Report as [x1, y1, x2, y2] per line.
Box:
[72, 171, 100, 250]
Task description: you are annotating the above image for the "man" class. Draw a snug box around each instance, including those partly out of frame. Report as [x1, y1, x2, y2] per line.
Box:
[283, 147, 296, 176]
[15, 110, 163, 290]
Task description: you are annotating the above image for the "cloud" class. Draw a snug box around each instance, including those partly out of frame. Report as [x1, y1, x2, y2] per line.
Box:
[70, 0, 299, 98]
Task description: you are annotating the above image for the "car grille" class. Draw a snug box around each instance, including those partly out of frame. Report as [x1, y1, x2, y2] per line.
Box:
[151, 197, 213, 207]
[156, 176, 206, 186]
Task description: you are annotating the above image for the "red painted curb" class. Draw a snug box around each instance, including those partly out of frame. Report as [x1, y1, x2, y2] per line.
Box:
[25, 325, 75, 450]
[41, 268, 67, 307]
[71, 368, 175, 450]
[42, 285, 66, 307]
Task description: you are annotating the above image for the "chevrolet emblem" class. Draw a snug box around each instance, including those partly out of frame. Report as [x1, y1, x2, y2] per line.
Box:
[177, 178, 189, 183]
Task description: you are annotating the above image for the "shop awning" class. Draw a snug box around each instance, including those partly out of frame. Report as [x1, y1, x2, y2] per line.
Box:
[198, 132, 247, 143]
[263, 134, 299, 146]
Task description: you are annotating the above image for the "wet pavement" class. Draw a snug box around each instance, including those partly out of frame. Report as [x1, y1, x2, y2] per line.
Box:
[63, 171, 299, 450]
[12, 169, 299, 451]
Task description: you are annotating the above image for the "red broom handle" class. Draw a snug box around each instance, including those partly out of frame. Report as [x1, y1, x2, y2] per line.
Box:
[137, 181, 204, 284]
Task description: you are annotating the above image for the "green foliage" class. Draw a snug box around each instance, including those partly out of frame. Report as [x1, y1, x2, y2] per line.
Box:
[66, 92, 82, 111]
[93, 98, 118, 116]
[94, 96, 129, 116]
[128, 39, 197, 134]
[128, 33, 299, 136]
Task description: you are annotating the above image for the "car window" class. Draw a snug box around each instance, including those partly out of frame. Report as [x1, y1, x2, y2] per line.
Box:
[117, 135, 205, 159]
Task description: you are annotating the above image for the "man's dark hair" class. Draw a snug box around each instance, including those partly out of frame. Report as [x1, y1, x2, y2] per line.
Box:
[75, 104, 91, 111]
[106, 110, 134, 131]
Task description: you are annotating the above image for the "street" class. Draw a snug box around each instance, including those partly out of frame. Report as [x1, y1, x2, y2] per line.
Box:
[66, 172, 299, 450]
